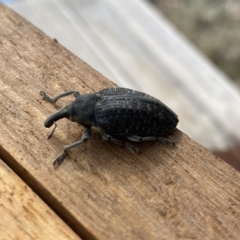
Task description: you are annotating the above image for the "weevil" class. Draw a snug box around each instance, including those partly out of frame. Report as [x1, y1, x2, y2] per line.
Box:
[40, 88, 178, 165]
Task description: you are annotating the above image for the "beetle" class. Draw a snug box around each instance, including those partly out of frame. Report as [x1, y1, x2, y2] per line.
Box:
[40, 87, 178, 165]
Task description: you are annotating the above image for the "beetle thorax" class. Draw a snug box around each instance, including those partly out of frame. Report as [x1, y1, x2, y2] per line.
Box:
[67, 93, 98, 128]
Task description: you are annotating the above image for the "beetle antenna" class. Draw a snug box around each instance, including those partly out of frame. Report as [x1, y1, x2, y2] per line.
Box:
[47, 122, 57, 139]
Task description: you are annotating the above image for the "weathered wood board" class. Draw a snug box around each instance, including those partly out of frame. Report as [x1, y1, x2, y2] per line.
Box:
[7, 0, 240, 155]
[0, 3, 240, 240]
[0, 159, 80, 240]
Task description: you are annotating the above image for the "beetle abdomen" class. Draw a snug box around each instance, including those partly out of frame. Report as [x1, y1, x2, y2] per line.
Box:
[95, 88, 178, 136]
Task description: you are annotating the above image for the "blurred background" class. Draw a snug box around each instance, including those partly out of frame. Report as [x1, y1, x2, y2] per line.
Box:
[1, 0, 240, 170]
[151, 0, 240, 88]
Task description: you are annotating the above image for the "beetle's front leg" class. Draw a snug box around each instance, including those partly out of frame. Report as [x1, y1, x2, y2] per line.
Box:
[53, 128, 91, 165]
[40, 90, 80, 104]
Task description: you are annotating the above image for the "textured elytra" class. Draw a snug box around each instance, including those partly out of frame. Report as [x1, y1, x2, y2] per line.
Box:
[94, 88, 178, 136]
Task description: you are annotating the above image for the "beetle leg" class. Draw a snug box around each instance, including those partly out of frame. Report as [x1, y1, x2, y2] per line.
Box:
[40, 90, 80, 104]
[125, 142, 140, 153]
[127, 135, 158, 142]
[47, 122, 57, 139]
[101, 133, 140, 153]
[53, 128, 91, 165]
[157, 137, 175, 145]
[127, 135, 174, 145]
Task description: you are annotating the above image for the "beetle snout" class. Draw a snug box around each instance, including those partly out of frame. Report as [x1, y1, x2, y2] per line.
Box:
[43, 106, 70, 128]
[44, 119, 54, 128]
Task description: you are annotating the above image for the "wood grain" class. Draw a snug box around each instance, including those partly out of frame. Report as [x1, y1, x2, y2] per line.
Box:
[0, 159, 80, 240]
[0, 3, 240, 240]
[8, 0, 240, 154]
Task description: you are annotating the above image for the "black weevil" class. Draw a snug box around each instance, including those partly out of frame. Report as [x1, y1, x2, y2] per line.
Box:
[40, 88, 178, 165]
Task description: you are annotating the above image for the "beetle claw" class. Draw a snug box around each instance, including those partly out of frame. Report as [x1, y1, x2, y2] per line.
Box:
[157, 137, 175, 145]
[53, 151, 67, 166]
[125, 142, 140, 153]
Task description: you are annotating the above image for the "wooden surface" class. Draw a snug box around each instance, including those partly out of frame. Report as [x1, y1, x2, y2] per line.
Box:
[1, 3, 240, 240]
[0, 159, 81, 240]
[7, 0, 240, 156]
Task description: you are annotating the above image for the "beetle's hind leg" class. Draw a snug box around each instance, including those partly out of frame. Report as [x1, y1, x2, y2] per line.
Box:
[157, 137, 175, 145]
[53, 128, 91, 165]
[40, 90, 80, 104]
[127, 135, 175, 145]
[101, 133, 140, 153]
[127, 136, 157, 142]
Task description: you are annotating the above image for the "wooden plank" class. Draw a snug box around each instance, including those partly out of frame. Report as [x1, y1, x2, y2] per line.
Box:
[8, 0, 240, 153]
[1, 3, 240, 240]
[0, 159, 81, 240]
